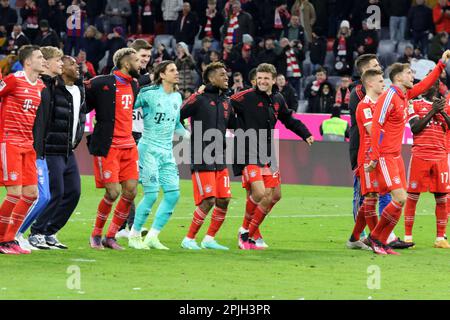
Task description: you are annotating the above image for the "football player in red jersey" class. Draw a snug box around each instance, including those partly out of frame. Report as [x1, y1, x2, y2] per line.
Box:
[347, 69, 385, 250]
[0, 45, 45, 254]
[404, 82, 450, 248]
[86, 48, 141, 250]
[366, 50, 450, 255]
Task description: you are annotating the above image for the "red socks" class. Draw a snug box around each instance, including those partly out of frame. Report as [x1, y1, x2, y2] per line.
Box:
[364, 197, 378, 231]
[106, 196, 133, 238]
[92, 196, 114, 237]
[351, 203, 367, 241]
[351, 197, 379, 240]
[187, 207, 207, 239]
[371, 200, 403, 244]
[4, 195, 36, 242]
[248, 206, 268, 239]
[206, 207, 227, 237]
[435, 194, 447, 238]
[0, 194, 20, 242]
[242, 195, 258, 230]
[404, 193, 419, 237]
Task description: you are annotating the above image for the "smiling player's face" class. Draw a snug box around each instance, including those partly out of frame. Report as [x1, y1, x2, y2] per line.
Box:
[256, 72, 275, 93]
[210, 68, 229, 90]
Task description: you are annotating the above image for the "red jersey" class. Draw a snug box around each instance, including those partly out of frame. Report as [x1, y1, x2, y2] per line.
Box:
[410, 99, 448, 161]
[370, 60, 446, 161]
[0, 71, 45, 147]
[111, 70, 135, 148]
[356, 95, 376, 166]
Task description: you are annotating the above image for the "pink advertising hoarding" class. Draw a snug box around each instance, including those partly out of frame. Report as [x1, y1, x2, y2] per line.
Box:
[84, 112, 414, 144]
[275, 113, 413, 144]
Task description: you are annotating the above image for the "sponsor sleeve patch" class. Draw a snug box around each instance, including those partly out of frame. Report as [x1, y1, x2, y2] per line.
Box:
[363, 108, 372, 119]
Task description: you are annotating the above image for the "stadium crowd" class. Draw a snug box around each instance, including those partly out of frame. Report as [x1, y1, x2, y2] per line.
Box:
[0, 0, 449, 114]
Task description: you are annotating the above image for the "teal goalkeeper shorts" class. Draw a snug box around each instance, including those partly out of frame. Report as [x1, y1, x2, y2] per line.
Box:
[137, 142, 179, 192]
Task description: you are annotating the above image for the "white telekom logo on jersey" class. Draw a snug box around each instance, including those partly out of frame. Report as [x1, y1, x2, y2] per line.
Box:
[122, 94, 133, 109]
[22, 99, 35, 112]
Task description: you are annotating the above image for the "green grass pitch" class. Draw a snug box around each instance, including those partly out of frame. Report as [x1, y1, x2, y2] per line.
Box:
[0, 176, 449, 300]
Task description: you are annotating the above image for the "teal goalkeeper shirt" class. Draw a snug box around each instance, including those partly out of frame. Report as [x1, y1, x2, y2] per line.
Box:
[134, 85, 187, 150]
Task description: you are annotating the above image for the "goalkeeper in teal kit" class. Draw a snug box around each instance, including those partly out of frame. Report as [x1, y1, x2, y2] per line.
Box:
[128, 61, 189, 250]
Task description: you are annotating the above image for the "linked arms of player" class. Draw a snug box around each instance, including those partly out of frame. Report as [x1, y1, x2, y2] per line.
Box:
[408, 50, 450, 100]
[175, 110, 190, 138]
[409, 98, 446, 134]
[180, 92, 199, 120]
[278, 101, 314, 145]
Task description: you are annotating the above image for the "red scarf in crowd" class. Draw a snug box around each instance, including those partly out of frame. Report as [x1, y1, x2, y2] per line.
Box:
[225, 13, 239, 43]
[337, 36, 347, 56]
[286, 48, 301, 78]
[204, 11, 215, 38]
[274, 7, 290, 29]
[335, 87, 350, 105]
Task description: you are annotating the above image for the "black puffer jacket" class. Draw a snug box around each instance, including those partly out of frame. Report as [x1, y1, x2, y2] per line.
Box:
[45, 77, 87, 156]
[33, 74, 56, 159]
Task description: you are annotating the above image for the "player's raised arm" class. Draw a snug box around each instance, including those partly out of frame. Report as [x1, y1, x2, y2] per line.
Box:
[407, 50, 450, 100]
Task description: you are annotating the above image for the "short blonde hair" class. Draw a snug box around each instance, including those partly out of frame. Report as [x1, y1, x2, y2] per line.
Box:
[256, 63, 277, 79]
[40, 46, 63, 60]
[113, 48, 137, 69]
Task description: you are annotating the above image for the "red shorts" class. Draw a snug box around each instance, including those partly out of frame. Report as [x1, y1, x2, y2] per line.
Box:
[375, 155, 407, 193]
[192, 168, 231, 206]
[0, 143, 37, 186]
[93, 146, 139, 188]
[407, 155, 450, 193]
[241, 165, 281, 190]
[359, 163, 379, 195]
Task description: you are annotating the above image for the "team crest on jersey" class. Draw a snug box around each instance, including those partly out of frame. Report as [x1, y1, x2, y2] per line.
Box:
[205, 184, 212, 193]
[150, 175, 157, 184]
[410, 181, 417, 189]
[363, 108, 372, 119]
[373, 180, 379, 188]
[103, 171, 112, 179]
[9, 171, 18, 181]
[408, 104, 415, 115]
[250, 170, 257, 178]
[393, 176, 401, 185]
[173, 104, 178, 110]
